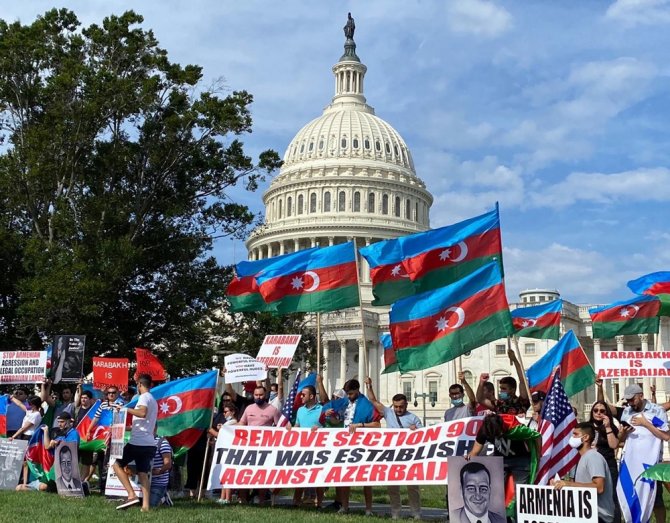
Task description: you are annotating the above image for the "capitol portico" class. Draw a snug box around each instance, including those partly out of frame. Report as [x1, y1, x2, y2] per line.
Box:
[244, 15, 670, 423]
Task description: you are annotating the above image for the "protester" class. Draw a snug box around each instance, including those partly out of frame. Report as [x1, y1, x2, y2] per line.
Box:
[366, 377, 422, 520]
[88, 385, 125, 492]
[6, 387, 29, 437]
[291, 385, 324, 508]
[75, 389, 97, 481]
[44, 412, 80, 448]
[268, 369, 284, 411]
[474, 373, 497, 414]
[112, 374, 158, 512]
[210, 402, 238, 505]
[150, 436, 173, 508]
[552, 422, 615, 523]
[9, 395, 43, 441]
[527, 391, 546, 430]
[120, 387, 135, 404]
[444, 372, 476, 421]
[40, 380, 75, 430]
[588, 400, 620, 523]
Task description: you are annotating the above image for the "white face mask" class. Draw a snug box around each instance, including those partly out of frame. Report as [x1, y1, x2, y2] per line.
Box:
[568, 436, 583, 449]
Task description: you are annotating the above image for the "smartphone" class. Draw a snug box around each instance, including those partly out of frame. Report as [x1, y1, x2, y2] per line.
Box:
[620, 420, 632, 428]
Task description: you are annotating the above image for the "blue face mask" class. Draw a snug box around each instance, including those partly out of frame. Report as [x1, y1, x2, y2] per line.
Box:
[499, 391, 510, 400]
[254, 398, 266, 406]
[269, 392, 278, 402]
[451, 398, 464, 407]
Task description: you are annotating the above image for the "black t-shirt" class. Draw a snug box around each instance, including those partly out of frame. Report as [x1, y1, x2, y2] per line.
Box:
[233, 394, 254, 417]
[593, 421, 619, 467]
[75, 404, 93, 425]
[476, 428, 531, 458]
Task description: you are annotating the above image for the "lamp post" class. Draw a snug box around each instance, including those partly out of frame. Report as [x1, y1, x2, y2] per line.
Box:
[413, 392, 436, 427]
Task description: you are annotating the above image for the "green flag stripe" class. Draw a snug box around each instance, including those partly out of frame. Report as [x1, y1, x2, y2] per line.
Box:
[371, 279, 415, 306]
[564, 365, 596, 397]
[229, 293, 276, 313]
[381, 362, 399, 374]
[515, 325, 560, 340]
[592, 316, 659, 339]
[414, 255, 502, 294]
[396, 310, 514, 372]
[272, 284, 359, 313]
[157, 408, 212, 436]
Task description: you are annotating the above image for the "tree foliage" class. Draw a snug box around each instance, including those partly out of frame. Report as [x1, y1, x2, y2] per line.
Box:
[0, 9, 282, 374]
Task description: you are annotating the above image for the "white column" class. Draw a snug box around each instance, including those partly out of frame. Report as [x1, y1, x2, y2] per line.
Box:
[640, 333, 651, 399]
[279, 241, 285, 255]
[358, 338, 366, 382]
[339, 340, 347, 388]
[616, 335, 626, 399]
[311, 237, 317, 248]
[294, 238, 299, 253]
[328, 236, 334, 247]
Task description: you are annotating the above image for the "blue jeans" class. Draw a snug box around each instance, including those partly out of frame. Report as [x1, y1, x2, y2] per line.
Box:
[150, 484, 168, 507]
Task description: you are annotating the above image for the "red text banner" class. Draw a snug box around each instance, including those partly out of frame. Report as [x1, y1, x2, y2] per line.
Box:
[93, 357, 129, 391]
[0, 351, 47, 384]
[207, 417, 488, 489]
[595, 351, 670, 379]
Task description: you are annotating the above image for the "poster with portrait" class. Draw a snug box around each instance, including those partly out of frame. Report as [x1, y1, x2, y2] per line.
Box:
[448, 456, 505, 523]
[54, 441, 84, 497]
[109, 408, 127, 459]
[0, 438, 28, 490]
[51, 335, 86, 384]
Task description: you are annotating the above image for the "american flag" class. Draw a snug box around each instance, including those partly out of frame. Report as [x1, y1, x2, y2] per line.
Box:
[535, 369, 579, 485]
[277, 369, 302, 427]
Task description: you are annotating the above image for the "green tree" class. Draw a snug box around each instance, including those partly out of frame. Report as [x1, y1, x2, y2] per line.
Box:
[0, 9, 281, 374]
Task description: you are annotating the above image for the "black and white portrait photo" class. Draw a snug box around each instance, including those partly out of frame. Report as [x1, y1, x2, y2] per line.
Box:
[448, 456, 506, 523]
[54, 442, 83, 497]
[0, 439, 28, 490]
[51, 335, 86, 384]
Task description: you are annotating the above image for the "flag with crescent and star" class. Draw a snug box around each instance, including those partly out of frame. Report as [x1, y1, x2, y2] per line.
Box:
[510, 299, 562, 340]
[125, 370, 218, 457]
[379, 333, 398, 374]
[389, 262, 514, 372]
[589, 295, 660, 339]
[76, 399, 112, 452]
[0, 394, 7, 438]
[359, 205, 502, 306]
[253, 242, 360, 314]
[627, 271, 670, 316]
[526, 330, 595, 397]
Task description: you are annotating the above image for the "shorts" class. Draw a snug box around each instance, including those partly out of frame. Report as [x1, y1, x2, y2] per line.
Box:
[116, 444, 156, 474]
[79, 450, 94, 466]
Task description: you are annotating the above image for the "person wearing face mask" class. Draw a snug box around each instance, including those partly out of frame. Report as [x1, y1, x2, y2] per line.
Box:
[477, 350, 530, 416]
[445, 372, 477, 422]
[209, 402, 238, 505]
[552, 423, 615, 523]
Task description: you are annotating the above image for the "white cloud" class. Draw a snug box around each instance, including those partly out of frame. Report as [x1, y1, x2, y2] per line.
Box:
[446, 0, 512, 38]
[606, 0, 670, 26]
[528, 167, 670, 208]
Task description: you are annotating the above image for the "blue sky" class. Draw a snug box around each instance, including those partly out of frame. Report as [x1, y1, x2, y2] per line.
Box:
[6, 1, 670, 305]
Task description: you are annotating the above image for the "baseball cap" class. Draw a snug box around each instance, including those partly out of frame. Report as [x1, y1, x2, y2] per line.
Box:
[531, 391, 546, 403]
[57, 412, 73, 421]
[623, 384, 643, 400]
[333, 389, 346, 399]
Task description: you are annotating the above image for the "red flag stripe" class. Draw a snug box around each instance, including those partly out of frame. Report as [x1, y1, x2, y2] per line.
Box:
[226, 275, 260, 297]
[370, 263, 411, 285]
[512, 312, 560, 331]
[532, 347, 590, 393]
[591, 301, 660, 322]
[647, 282, 670, 295]
[155, 390, 215, 420]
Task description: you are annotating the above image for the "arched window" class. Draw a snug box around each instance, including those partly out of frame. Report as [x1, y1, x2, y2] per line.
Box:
[394, 196, 401, 217]
[324, 192, 331, 212]
[353, 138, 359, 149]
[405, 199, 411, 219]
[353, 191, 361, 212]
[319, 139, 324, 150]
[297, 194, 304, 215]
[300, 143, 304, 153]
[341, 137, 347, 149]
[308, 142, 314, 152]
[368, 193, 375, 213]
[364, 138, 370, 149]
[382, 194, 389, 215]
[278, 199, 283, 218]
[375, 140, 381, 152]
[338, 191, 346, 211]
[310, 193, 317, 213]
[385, 142, 391, 154]
[287, 196, 293, 217]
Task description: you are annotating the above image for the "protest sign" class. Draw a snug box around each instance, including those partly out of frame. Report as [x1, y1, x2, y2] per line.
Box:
[256, 334, 301, 368]
[93, 357, 129, 391]
[0, 351, 48, 384]
[51, 335, 86, 383]
[516, 484, 597, 523]
[0, 438, 28, 490]
[134, 348, 167, 382]
[105, 459, 143, 498]
[109, 408, 127, 459]
[595, 351, 670, 379]
[448, 456, 505, 523]
[207, 418, 489, 489]
[224, 353, 267, 384]
[55, 441, 84, 497]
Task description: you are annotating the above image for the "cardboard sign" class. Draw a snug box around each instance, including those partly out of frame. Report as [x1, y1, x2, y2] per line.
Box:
[93, 358, 129, 391]
[224, 353, 267, 384]
[256, 335, 301, 368]
[448, 456, 505, 523]
[109, 408, 127, 459]
[105, 458, 143, 498]
[207, 418, 491, 489]
[0, 439, 28, 490]
[595, 351, 670, 378]
[134, 348, 167, 382]
[51, 335, 86, 383]
[55, 441, 84, 497]
[516, 484, 598, 523]
[0, 351, 48, 384]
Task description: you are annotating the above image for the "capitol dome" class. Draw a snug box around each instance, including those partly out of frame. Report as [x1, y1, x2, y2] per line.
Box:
[246, 23, 433, 275]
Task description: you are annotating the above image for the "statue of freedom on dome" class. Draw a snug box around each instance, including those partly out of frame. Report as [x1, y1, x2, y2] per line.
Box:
[344, 13, 355, 40]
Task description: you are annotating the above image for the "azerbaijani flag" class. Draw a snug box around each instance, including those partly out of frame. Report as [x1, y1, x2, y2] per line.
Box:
[76, 399, 113, 452]
[401, 206, 503, 292]
[0, 395, 7, 438]
[254, 242, 360, 314]
[389, 262, 514, 372]
[627, 271, 670, 316]
[380, 333, 398, 374]
[26, 425, 55, 483]
[359, 237, 415, 306]
[589, 295, 660, 339]
[126, 370, 218, 457]
[526, 330, 595, 397]
[511, 299, 562, 340]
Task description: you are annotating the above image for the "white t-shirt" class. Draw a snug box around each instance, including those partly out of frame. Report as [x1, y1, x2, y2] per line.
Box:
[129, 391, 158, 446]
[23, 410, 42, 436]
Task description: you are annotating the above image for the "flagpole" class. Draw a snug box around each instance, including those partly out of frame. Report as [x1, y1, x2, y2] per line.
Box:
[197, 372, 219, 502]
[352, 237, 369, 377]
[510, 336, 531, 395]
[317, 313, 321, 373]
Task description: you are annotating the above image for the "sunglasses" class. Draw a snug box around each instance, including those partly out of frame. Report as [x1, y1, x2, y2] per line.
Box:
[107, 391, 118, 395]
[592, 408, 607, 414]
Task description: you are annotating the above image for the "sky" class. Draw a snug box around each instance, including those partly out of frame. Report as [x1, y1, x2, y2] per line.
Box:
[5, 1, 670, 305]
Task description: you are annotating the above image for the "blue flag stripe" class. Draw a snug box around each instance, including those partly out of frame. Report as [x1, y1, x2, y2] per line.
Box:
[511, 299, 562, 319]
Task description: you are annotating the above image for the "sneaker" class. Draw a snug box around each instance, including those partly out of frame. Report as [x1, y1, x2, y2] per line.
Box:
[365, 510, 374, 516]
[325, 501, 342, 511]
[216, 498, 228, 505]
[116, 498, 140, 510]
[164, 493, 174, 507]
[337, 507, 349, 514]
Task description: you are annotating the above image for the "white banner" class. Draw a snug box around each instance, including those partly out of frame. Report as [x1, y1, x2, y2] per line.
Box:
[595, 351, 670, 379]
[0, 351, 47, 384]
[224, 353, 267, 384]
[109, 409, 127, 459]
[105, 458, 143, 498]
[207, 418, 489, 489]
[516, 484, 598, 523]
[0, 439, 28, 490]
[256, 334, 301, 368]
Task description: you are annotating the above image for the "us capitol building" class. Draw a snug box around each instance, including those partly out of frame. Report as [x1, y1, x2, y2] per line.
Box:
[243, 16, 670, 423]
